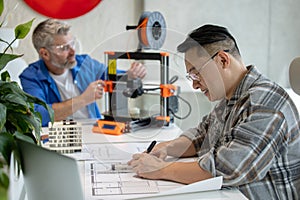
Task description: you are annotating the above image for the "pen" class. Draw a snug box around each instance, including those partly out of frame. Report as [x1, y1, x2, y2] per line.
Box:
[146, 140, 157, 153]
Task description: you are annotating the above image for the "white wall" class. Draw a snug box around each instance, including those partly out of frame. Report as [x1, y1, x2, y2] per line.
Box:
[3, 0, 300, 131]
[4, 0, 143, 63]
[143, 0, 300, 130]
[144, 0, 300, 87]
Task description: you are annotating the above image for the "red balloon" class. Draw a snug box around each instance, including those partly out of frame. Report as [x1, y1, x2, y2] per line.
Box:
[24, 0, 102, 19]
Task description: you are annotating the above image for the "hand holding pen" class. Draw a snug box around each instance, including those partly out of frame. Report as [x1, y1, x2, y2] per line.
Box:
[112, 141, 157, 172]
[128, 140, 169, 179]
[145, 140, 169, 160]
[146, 140, 157, 153]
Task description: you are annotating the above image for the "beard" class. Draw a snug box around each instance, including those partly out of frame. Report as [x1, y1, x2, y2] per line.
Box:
[51, 58, 77, 69]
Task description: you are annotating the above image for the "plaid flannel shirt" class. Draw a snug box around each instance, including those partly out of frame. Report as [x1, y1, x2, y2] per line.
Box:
[182, 65, 300, 200]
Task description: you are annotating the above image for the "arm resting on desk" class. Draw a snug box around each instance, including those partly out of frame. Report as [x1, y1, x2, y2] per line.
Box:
[129, 153, 212, 184]
[160, 161, 213, 184]
[151, 136, 197, 159]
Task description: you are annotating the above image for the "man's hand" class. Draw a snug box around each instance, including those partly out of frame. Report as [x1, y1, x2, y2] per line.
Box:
[127, 62, 147, 79]
[127, 152, 213, 184]
[149, 141, 169, 160]
[51, 80, 105, 121]
[127, 153, 169, 180]
[80, 80, 104, 104]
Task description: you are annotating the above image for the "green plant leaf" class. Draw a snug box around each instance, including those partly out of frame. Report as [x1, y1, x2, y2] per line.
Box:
[30, 112, 43, 142]
[14, 19, 34, 39]
[0, 81, 31, 110]
[14, 132, 36, 143]
[0, 53, 23, 72]
[0, 169, 9, 190]
[23, 92, 55, 123]
[0, 81, 53, 134]
[7, 113, 35, 135]
[12, 133, 36, 177]
[0, 103, 6, 130]
[0, 132, 14, 165]
[0, 4, 42, 193]
[0, 0, 3, 18]
[1, 93, 30, 110]
[0, 79, 27, 98]
[0, 79, 23, 93]
[1, 70, 10, 81]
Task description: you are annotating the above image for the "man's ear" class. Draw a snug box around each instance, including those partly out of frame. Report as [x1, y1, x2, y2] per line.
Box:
[218, 51, 230, 68]
[39, 48, 50, 60]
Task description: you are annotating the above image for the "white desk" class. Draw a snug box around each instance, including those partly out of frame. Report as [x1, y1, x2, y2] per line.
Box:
[10, 121, 247, 200]
[81, 122, 182, 144]
[76, 121, 248, 200]
[130, 189, 247, 200]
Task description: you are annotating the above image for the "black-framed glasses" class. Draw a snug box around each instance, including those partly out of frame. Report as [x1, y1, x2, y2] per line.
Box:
[185, 50, 229, 82]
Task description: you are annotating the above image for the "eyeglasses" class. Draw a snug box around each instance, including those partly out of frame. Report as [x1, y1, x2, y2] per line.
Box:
[49, 38, 76, 54]
[185, 50, 229, 82]
[186, 73, 200, 82]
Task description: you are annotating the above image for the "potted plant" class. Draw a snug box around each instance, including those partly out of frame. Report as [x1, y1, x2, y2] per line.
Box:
[0, 0, 54, 198]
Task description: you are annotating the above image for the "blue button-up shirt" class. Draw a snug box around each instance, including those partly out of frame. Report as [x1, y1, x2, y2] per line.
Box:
[19, 54, 106, 127]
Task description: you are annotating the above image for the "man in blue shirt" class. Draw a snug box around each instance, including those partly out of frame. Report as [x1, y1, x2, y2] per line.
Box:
[20, 19, 146, 127]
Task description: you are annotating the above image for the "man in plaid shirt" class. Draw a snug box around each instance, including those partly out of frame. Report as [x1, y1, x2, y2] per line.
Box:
[128, 24, 300, 199]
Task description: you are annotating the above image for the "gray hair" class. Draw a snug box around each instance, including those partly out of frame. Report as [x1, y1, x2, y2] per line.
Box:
[32, 19, 71, 52]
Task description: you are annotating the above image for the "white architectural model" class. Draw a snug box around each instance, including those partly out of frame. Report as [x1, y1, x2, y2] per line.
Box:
[48, 120, 82, 154]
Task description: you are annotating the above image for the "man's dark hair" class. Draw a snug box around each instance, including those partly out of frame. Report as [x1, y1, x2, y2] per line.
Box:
[177, 24, 241, 58]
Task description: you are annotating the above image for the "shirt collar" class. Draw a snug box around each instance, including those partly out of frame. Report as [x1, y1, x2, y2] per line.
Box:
[227, 65, 261, 106]
[38, 59, 51, 81]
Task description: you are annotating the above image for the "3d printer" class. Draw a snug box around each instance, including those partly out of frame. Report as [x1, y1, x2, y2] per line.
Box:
[93, 12, 190, 135]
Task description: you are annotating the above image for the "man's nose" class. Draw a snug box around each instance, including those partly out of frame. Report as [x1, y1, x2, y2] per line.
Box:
[69, 46, 76, 54]
[192, 80, 200, 90]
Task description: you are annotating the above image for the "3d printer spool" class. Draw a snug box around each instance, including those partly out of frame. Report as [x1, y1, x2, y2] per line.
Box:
[127, 11, 167, 50]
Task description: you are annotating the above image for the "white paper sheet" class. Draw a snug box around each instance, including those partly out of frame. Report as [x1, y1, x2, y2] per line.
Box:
[83, 142, 152, 161]
[140, 176, 223, 198]
[84, 160, 184, 200]
[79, 142, 223, 200]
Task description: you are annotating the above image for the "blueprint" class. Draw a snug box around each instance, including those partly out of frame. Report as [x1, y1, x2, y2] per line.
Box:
[81, 142, 222, 200]
[84, 160, 183, 199]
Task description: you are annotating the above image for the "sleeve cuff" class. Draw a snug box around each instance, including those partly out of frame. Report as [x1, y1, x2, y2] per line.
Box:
[197, 151, 217, 177]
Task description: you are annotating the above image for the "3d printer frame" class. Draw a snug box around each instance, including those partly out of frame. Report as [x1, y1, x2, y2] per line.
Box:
[102, 51, 175, 126]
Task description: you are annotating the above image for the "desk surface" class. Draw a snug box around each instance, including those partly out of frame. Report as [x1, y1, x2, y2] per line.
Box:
[42, 119, 183, 144]
[39, 120, 248, 200]
[131, 188, 247, 200]
[82, 123, 182, 144]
